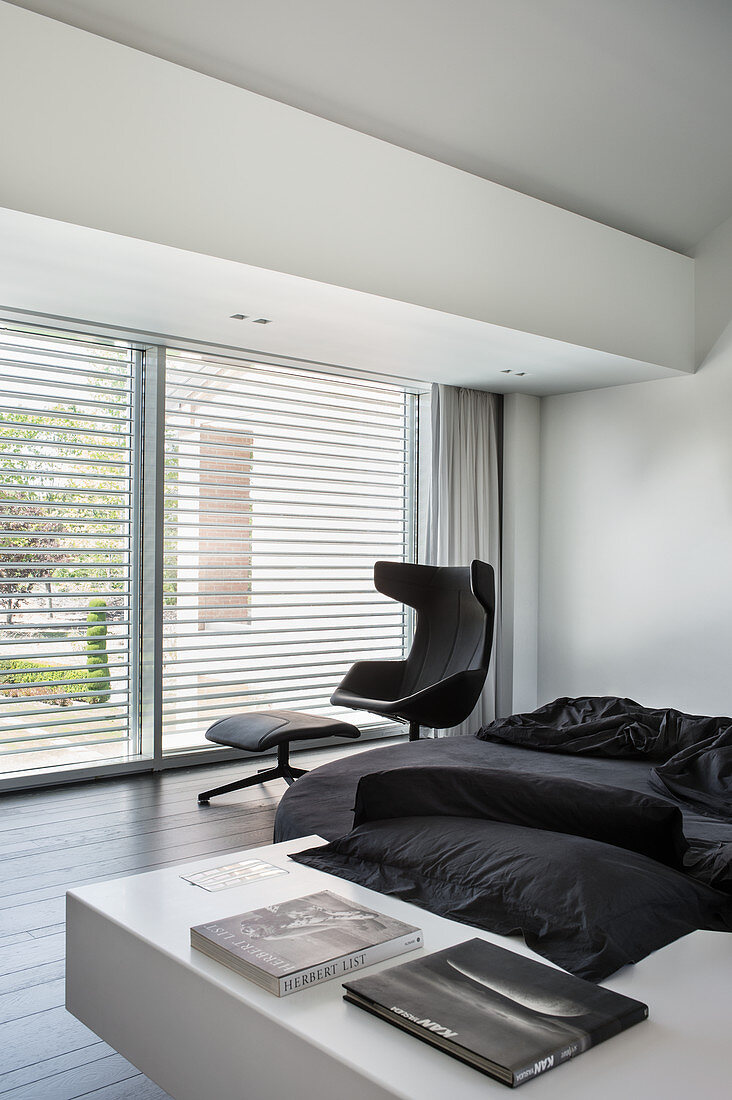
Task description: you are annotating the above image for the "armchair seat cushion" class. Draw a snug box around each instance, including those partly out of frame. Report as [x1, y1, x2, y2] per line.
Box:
[205, 709, 360, 753]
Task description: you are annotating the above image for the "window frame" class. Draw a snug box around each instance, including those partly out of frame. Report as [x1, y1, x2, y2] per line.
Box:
[0, 317, 425, 791]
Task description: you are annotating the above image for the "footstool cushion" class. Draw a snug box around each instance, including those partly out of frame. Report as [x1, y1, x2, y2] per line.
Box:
[205, 709, 361, 753]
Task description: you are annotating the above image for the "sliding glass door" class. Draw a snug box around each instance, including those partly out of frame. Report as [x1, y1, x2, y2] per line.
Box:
[161, 351, 415, 753]
[0, 318, 419, 781]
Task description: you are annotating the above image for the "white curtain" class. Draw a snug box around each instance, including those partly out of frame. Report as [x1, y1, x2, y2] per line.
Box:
[426, 384, 501, 736]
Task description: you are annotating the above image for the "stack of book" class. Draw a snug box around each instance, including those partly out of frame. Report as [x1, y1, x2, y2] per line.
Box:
[191, 889, 422, 997]
[193, 892, 648, 1086]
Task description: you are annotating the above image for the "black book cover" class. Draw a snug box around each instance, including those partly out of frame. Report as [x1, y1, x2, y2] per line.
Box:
[344, 938, 648, 1087]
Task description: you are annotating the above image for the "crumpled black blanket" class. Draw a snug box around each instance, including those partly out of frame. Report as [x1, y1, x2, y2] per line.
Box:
[477, 696, 732, 820]
[651, 726, 732, 820]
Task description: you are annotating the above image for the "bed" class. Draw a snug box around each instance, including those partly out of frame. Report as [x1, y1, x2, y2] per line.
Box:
[275, 732, 732, 850]
[276, 697, 732, 982]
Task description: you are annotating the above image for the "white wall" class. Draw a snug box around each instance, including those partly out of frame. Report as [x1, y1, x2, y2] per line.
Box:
[695, 212, 732, 366]
[499, 394, 540, 716]
[537, 212, 732, 715]
[0, 2, 693, 373]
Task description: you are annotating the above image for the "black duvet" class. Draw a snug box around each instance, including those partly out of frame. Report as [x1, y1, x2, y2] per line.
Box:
[478, 695, 732, 820]
[290, 697, 732, 981]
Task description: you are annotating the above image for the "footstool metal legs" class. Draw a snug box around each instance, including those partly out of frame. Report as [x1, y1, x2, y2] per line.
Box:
[198, 743, 307, 803]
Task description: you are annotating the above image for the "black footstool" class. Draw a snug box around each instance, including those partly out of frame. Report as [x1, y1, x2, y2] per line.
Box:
[197, 710, 360, 803]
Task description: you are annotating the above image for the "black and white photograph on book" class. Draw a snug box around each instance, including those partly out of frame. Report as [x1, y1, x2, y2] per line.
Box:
[344, 939, 648, 1087]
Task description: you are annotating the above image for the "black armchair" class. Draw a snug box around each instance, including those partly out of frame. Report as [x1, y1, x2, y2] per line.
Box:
[331, 560, 495, 740]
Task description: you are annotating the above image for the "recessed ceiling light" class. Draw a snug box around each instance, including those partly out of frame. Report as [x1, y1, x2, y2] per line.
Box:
[500, 369, 512, 374]
[230, 313, 248, 320]
[514, 372, 526, 377]
[252, 318, 272, 325]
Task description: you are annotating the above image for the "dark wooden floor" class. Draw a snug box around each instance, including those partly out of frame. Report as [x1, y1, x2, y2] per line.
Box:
[0, 742, 384, 1099]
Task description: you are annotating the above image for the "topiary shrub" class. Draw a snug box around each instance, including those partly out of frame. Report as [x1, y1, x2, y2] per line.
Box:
[86, 597, 111, 704]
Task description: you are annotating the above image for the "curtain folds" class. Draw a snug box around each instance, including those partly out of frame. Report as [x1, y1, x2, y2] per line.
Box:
[426, 384, 501, 736]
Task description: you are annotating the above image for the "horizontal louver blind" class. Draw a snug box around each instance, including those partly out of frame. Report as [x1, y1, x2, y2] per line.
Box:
[162, 351, 413, 751]
[0, 323, 135, 771]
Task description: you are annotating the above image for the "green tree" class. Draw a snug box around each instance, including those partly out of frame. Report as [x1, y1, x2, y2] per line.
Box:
[0, 504, 65, 622]
[0, 375, 131, 617]
[0, 342, 132, 720]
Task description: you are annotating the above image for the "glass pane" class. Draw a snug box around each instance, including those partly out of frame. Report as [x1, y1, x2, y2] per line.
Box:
[162, 351, 413, 753]
[0, 323, 138, 776]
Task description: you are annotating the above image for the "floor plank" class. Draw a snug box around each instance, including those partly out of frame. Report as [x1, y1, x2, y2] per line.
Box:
[0, 797, 278, 860]
[0, 772, 280, 833]
[0, 933, 31, 950]
[0, 932, 66, 979]
[0, 1052, 141, 1100]
[0, 977, 65, 1025]
[0, 1043, 109, 1096]
[0, 1004, 109, 1076]
[0, 958, 65, 997]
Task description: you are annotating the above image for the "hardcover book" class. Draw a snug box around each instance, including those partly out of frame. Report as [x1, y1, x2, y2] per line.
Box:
[191, 890, 422, 996]
[343, 938, 648, 1088]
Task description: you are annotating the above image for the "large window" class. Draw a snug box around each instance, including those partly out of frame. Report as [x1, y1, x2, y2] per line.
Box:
[0, 323, 138, 776]
[0, 322, 419, 780]
[162, 351, 415, 752]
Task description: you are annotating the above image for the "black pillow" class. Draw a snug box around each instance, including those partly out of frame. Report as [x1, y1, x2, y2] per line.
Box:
[292, 816, 731, 982]
[352, 766, 688, 870]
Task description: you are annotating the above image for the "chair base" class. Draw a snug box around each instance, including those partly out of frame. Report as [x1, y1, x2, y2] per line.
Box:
[198, 742, 307, 803]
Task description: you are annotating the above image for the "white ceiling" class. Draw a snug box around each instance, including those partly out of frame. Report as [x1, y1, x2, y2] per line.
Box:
[0, 209, 686, 396]
[8, 0, 732, 254]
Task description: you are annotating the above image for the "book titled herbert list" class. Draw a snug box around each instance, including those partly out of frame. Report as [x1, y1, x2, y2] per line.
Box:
[344, 938, 648, 1088]
[191, 890, 422, 996]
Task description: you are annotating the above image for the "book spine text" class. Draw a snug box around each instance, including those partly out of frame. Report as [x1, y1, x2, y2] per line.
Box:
[513, 1038, 590, 1086]
[278, 930, 422, 996]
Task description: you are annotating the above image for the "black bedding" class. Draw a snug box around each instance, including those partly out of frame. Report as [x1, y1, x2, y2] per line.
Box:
[277, 697, 732, 981]
[351, 766, 690, 868]
[651, 726, 732, 819]
[478, 695, 732, 820]
[274, 735, 732, 848]
[292, 767, 732, 980]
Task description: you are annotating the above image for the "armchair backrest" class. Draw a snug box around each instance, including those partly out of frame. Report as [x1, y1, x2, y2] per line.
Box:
[374, 560, 495, 698]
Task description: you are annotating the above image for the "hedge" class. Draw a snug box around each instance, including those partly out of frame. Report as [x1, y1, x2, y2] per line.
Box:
[0, 599, 113, 706]
[0, 659, 90, 705]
